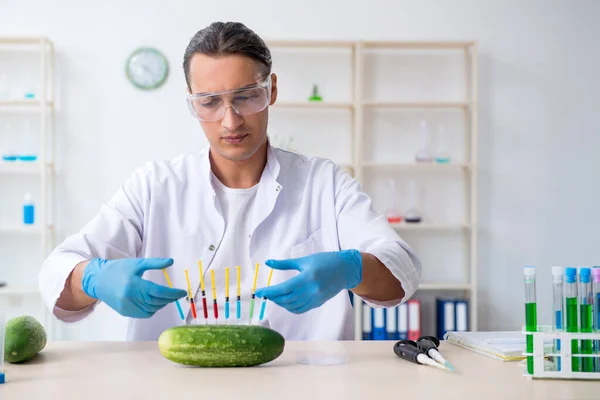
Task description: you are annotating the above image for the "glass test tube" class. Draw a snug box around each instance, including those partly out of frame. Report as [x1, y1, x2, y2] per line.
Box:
[592, 267, 600, 372]
[579, 268, 593, 372]
[552, 266, 564, 371]
[524, 266, 537, 375]
[565, 267, 579, 372]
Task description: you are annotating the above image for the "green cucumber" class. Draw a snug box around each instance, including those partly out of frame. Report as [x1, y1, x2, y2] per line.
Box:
[158, 324, 285, 367]
[5, 315, 47, 363]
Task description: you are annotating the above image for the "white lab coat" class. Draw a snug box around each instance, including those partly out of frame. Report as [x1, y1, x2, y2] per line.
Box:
[39, 144, 421, 341]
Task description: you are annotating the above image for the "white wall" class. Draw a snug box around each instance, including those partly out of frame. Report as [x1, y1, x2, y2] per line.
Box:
[1, 0, 599, 339]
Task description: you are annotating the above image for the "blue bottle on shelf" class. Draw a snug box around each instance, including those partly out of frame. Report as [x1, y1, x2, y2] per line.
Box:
[23, 193, 35, 225]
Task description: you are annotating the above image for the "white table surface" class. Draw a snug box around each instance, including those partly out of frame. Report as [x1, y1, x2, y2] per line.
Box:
[0, 340, 598, 400]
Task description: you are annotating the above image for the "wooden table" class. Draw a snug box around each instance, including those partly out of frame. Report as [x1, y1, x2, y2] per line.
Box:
[0, 341, 597, 399]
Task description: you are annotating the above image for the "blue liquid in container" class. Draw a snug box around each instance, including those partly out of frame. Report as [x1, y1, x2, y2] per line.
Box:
[23, 204, 34, 224]
[18, 155, 37, 162]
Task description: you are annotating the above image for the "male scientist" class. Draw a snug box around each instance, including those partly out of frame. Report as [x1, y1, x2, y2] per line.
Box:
[39, 22, 421, 340]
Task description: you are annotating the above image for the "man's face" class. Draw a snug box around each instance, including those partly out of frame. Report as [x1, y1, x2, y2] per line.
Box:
[187, 53, 277, 162]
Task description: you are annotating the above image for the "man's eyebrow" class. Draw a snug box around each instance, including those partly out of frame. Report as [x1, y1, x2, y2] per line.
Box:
[193, 82, 258, 96]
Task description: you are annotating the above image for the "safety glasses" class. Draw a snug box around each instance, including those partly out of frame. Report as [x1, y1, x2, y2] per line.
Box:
[187, 75, 272, 122]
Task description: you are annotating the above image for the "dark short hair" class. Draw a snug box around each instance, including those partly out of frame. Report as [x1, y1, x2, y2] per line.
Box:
[183, 22, 272, 89]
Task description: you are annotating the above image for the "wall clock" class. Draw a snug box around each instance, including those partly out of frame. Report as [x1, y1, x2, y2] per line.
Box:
[125, 47, 169, 90]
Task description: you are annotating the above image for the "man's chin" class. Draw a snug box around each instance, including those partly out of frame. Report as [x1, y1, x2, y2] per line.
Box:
[217, 145, 259, 162]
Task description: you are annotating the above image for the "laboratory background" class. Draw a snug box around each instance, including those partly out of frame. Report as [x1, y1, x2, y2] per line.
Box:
[0, 0, 598, 347]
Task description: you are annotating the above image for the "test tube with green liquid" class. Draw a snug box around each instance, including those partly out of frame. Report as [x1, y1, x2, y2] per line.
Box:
[565, 267, 579, 372]
[579, 268, 593, 372]
[524, 266, 537, 375]
[592, 267, 600, 372]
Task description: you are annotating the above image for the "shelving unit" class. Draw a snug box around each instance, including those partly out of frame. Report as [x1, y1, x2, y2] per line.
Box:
[267, 39, 478, 340]
[0, 37, 55, 335]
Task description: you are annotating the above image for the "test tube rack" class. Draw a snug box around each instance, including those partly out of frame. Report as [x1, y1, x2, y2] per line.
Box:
[522, 326, 600, 380]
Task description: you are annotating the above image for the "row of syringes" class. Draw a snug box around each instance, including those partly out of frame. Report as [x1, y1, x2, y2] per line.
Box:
[163, 261, 273, 325]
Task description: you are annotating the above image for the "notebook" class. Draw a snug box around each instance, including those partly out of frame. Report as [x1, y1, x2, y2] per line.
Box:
[443, 331, 527, 361]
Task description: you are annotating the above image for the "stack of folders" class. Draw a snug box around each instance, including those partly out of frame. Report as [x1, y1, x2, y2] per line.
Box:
[362, 300, 421, 340]
[436, 298, 469, 340]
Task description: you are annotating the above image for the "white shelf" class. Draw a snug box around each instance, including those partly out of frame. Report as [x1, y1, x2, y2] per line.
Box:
[273, 101, 353, 109]
[390, 223, 470, 232]
[0, 224, 52, 234]
[0, 37, 53, 45]
[363, 101, 471, 109]
[274, 101, 470, 110]
[419, 282, 472, 291]
[267, 40, 473, 50]
[0, 99, 53, 109]
[0, 285, 40, 296]
[267, 40, 354, 48]
[0, 161, 50, 174]
[363, 41, 474, 50]
[361, 162, 470, 171]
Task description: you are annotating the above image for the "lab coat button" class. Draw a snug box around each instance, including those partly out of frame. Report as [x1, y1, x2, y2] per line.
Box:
[209, 244, 215, 251]
[276, 185, 281, 192]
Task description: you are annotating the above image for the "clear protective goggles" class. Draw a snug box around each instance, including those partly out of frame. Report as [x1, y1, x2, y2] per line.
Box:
[187, 75, 272, 122]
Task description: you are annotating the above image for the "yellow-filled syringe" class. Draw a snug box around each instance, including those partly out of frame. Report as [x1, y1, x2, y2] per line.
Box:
[236, 266, 241, 324]
[248, 263, 260, 323]
[259, 267, 274, 321]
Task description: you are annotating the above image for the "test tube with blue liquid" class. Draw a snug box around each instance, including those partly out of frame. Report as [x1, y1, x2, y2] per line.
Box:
[565, 267, 579, 372]
[579, 268, 593, 372]
[552, 266, 564, 371]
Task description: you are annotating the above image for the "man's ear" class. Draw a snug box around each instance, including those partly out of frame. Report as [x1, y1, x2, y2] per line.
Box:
[269, 73, 278, 106]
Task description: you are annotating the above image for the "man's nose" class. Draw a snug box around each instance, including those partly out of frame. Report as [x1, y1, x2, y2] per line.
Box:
[221, 106, 243, 131]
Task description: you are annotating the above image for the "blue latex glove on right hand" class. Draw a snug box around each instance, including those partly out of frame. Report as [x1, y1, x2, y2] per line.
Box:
[255, 250, 363, 314]
[82, 257, 187, 318]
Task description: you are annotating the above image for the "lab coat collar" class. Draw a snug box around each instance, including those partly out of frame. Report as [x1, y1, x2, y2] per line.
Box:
[263, 140, 282, 183]
[250, 140, 283, 237]
[199, 139, 282, 192]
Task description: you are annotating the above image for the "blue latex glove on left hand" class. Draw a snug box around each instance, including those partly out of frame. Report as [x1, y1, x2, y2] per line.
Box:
[82, 257, 187, 319]
[255, 250, 362, 314]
